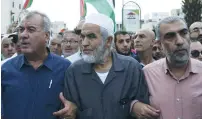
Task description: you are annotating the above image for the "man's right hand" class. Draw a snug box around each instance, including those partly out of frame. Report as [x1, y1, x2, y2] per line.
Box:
[132, 102, 160, 119]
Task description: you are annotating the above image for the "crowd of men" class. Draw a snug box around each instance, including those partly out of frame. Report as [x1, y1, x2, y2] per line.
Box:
[1, 11, 202, 119]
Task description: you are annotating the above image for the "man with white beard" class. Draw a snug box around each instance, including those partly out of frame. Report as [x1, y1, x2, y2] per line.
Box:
[63, 13, 160, 119]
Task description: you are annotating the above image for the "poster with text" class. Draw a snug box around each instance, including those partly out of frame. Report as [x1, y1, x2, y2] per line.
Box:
[123, 9, 140, 32]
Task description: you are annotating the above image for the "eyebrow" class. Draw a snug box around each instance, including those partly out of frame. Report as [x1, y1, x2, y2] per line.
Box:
[165, 28, 188, 35]
[193, 27, 202, 30]
[87, 32, 95, 35]
[136, 33, 145, 37]
[19, 25, 38, 28]
[81, 33, 96, 36]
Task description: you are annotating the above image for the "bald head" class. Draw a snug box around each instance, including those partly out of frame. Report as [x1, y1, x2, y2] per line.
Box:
[189, 22, 202, 43]
[134, 29, 155, 52]
[136, 29, 155, 40]
[191, 41, 202, 51]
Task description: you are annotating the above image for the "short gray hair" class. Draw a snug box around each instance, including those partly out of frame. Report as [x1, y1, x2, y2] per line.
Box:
[156, 16, 187, 40]
[21, 11, 51, 33]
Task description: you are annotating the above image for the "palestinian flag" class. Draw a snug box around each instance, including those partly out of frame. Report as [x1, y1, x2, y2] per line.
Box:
[23, 0, 33, 9]
[81, 0, 116, 31]
[80, 0, 87, 18]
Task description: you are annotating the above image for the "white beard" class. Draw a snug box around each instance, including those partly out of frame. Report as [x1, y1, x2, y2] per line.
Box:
[82, 40, 106, 63]
[82, 54, 96, 63]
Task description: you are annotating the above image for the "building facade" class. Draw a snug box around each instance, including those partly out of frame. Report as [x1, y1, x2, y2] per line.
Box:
[142, 12, 169, 29]
[1, 0, 25, 34]
[51, 21, 67, 37]
[171, 9, 184, 18]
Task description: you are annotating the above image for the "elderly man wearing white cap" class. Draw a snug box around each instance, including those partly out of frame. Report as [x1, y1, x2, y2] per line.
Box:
[64, 13, 159, 119]
[1, 35, 16, 61]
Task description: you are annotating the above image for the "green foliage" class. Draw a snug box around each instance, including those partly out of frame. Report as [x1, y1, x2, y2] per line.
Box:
[182, 0, 202, 27]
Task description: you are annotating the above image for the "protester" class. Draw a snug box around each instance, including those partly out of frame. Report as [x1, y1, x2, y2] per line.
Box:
[152, 40, 165, 60]
[1, 35, 16, 60]
[2, 11, 77, 119]
[133, 29, 156, 66]
[49, 35, 62, 56]
[143, 16, 202, 119]
[1, 33, 21, 65]
[190, 41, 202, 61]
[61, 30, 80, 58]
[64, 13, 159, 119]
[66, 20, 84, 63]
[114, 31, 133, 56]
[189, 21, 202, 44]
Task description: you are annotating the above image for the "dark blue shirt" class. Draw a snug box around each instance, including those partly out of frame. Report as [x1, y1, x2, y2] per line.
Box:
[1, 53, 71, 119]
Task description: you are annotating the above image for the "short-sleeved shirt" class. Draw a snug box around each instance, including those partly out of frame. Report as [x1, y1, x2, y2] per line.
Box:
[1, 53, 71, 119]
[143, 58, 202, 119]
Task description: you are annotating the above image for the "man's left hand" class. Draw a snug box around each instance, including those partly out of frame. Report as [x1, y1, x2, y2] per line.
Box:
[53, 92, 77, 119]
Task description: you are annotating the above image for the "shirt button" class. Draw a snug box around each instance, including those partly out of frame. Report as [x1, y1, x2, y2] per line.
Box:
[177, 98, 180, 101]
[177, 117, 181, 119]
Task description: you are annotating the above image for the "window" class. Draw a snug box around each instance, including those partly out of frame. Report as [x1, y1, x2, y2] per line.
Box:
[12, 2, 14, 8]
[19, 4, 21, 9]
[19, 17, 21, 22]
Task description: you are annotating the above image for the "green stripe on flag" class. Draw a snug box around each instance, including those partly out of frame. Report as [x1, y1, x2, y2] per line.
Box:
[23, 0, 33, 9]
[84, 0, 116, 31]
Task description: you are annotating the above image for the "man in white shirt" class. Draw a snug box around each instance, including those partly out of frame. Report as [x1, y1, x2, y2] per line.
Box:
[66, 20, 85, 63]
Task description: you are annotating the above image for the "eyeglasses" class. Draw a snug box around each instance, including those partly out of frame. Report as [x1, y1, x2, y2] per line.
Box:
[191, 50, 202, 57]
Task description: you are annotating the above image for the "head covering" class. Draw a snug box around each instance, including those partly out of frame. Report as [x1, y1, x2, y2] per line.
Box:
[85, 13, 114, 36]
[1, 32, 18, 43]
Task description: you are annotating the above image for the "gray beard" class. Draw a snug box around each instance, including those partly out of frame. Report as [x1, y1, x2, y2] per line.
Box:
[82, 42, 110, 64]
[166, 50, 190, 68]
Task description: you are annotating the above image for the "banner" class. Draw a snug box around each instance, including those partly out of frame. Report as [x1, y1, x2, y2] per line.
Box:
[122, 2, 141, 32]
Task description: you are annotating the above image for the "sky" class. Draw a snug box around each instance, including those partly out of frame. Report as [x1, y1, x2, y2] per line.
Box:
[28, 0, 183, 30]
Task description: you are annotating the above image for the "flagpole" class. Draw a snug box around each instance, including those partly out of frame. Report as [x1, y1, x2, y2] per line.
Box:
[80, 0, 84, 20]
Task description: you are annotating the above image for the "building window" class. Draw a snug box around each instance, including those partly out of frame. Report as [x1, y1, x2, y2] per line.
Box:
[19, 17, 21, 22]
[19, 4, 21, 9]
[12, 2, 15, 8]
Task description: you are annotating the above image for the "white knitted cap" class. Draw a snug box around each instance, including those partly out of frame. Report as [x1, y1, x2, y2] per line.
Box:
[84, 13, 114, 36]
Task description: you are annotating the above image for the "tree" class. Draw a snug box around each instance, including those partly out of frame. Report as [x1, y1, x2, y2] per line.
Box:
[182, 0, 202, 27]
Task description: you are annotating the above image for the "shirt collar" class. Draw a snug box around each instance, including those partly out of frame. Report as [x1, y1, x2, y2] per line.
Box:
[163, 58, 200, 74]
[18, 52, 54, 71]
[82, 52, 125, 73]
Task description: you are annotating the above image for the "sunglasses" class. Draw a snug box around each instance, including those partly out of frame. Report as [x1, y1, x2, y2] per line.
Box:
[191, 50, 202, 57]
